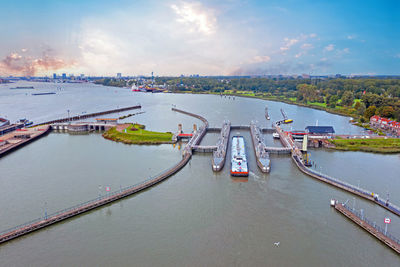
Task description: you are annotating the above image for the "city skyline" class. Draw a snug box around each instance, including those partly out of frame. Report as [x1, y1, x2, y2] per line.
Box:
[0, 0, 399, 76]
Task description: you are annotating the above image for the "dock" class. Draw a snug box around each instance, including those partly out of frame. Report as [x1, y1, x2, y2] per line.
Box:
[0, 125, 51, 158]
[333, 200, 400, 254]
[212, 120, 231, 171]
[250, 121, 270, 172]
[0, 108, 208, 245]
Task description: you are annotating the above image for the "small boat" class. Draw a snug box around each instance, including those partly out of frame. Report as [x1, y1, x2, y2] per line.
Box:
[273, 132, 280, 139]
[19, 118, 33, 127]
[10, 86, 34, 89]
[32, 92, 56, 96]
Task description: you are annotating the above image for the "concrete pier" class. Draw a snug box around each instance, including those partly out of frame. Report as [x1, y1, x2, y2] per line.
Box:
[250, 121, 271, 173]
[0, 125, 51, 158]
[334, 200, 400, 254]
[212, 121, 231, 171]
[34, 105, 141, 126]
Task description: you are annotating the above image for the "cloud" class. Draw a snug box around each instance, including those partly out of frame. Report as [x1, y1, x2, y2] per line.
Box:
[280, 37, 299, 51]
[347, 35, 356, 40]
[309, 33, 317, 38]
[324, 44, 334, 51]
[0, 49, 75, 76]
[249, 55, 271, 63]
[301, 43, 313, 50]
[395, 54, 400, 58]
[171, 1, 217, 35]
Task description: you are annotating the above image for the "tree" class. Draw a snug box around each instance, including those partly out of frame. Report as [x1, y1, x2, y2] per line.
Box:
[364, 105, 377, 119]
[356, 102, 366, 116]
[341, 91, 354, 106]
[378, 106, 395, 118]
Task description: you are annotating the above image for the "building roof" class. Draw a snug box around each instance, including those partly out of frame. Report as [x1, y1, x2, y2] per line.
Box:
[305, 126, 335, 134]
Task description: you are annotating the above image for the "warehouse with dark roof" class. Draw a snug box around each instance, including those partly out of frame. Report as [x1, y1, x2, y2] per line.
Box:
[305, 126, 335, 135]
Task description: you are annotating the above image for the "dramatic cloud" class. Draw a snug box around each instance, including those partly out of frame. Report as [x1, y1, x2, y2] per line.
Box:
[0, 49, 75, 76]
[171, 1, 217, 35]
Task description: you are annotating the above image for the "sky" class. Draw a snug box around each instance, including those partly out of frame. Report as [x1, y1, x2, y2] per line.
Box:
[0, 0, 399, 76]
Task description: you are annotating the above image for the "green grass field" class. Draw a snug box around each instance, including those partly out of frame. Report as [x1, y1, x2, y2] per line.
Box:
[330, 138, 400, 153]
[103, 124, 173, 144]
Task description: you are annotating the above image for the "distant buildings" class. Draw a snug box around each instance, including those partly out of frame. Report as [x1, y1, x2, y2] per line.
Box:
[370, 115, 400, 136]
[62, 73, 67, 80]
[53, 73, 57, 79]
[117, 73, 122, 79]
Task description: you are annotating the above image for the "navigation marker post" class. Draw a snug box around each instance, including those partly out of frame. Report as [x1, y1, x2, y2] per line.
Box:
[384, 217, 391, 235]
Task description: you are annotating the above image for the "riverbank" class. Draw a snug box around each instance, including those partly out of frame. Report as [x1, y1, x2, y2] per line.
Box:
[180, 90, 357, 119]
[102, 123, 174, 144]
[329, 138, 400, 153]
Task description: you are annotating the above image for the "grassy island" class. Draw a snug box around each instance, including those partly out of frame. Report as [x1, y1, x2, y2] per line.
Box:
[329, 138, 400, 153]
[103, 123, 173, 144]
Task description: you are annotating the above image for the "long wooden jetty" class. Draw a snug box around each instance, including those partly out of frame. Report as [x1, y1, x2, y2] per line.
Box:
[275, 124, 400, 217]
[333, 200, 400, 254]
[34, 105, 142, 126]
[0, 108, 208, 245]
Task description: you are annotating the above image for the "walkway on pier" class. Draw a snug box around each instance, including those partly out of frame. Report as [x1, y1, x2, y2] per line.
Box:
[34, 105, 142, 126]
[264, 147, 292, 154]
[334, 200, 400, 254]
[0, 108, 208, 245]
[275, 124, 400, 217]
[192, 145, 217, 152]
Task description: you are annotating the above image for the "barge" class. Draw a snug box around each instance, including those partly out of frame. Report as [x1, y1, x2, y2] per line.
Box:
[230, 136, 249, 177]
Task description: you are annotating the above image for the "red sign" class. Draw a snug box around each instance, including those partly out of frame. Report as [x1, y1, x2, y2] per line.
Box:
[105, 186, 111, 192]
[384, 218, 391, 224]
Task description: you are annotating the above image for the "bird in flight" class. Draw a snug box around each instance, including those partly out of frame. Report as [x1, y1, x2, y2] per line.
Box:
[274, 242, 280, 247]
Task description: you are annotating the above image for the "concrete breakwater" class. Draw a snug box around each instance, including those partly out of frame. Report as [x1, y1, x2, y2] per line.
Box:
[250, 121, 271, 173]
[34, 105, 142, 126]
[212, 120, 231, 171]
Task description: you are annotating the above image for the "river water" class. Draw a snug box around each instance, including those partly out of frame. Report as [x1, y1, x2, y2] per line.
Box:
[0, 81, 399, 266]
